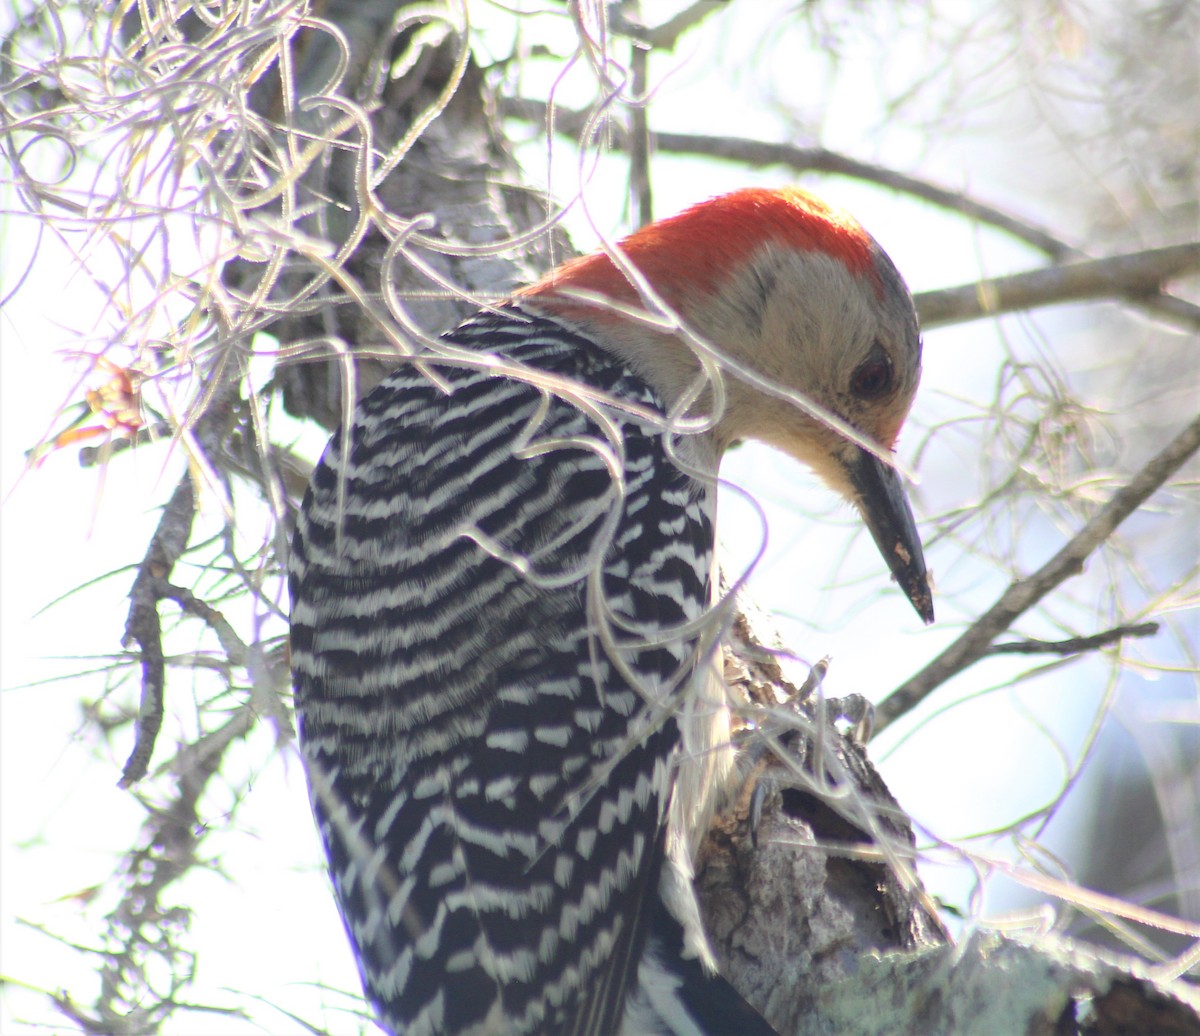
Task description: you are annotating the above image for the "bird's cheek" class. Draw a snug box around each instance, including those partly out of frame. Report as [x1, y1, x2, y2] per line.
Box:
[873, 413, 906, 451]
[810, 451, 858, 500]
[875, 390, 921, 449]
[766, 423, 857, 500]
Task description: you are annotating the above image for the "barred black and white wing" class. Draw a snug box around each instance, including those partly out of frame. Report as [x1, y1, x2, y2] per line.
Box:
[289, 309, 726, 1034]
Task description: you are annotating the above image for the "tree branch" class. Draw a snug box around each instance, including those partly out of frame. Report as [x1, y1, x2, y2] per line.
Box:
[119, 474, 196, 788]
[988, 622, 1160, 657]
[99, 706, 258, 1034]
[873, 412, 1200, 735]
[608, 0, 729, 51]
[805, 930, 1200, 1036]
[502, 98, 1200, 330]
[627, 7, 653, 227]
[500, 98, 1074, 256]
[915, 245, 1200, 328]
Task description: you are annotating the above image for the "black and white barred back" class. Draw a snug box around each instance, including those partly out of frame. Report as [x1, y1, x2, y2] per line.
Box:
[289, 307, 760, 1034]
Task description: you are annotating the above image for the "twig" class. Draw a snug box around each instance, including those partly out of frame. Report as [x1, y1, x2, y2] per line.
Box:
[914, 245, 1200, 329]
[100, 707, 253, 1032]
[652, 136, 1077, 257]
[628, 27, 653, 228]
[157, 583, 249, 667]
[77, 423, 172, 465]
[502, 98, 1200, 330]
[1138, 291, 1200, 329]
[501, 98, 1073, 256]
[873, 412, 1200, 736]
[608, 1, 727, 51]
[988, 623, 1160, 657]
[119, 474, 195, 787]
[158, 580, 296, 740]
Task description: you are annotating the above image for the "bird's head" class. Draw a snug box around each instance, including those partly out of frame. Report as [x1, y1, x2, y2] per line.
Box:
[519, 187, 932, 623]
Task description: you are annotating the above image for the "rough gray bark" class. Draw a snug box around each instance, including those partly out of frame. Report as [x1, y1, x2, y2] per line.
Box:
[221, 0, 564, 430]
[698, 604, 949, 1032]
[699, 604, 1200, 1034]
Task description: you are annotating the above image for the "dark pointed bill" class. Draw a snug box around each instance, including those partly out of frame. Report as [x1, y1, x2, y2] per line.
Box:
[846, 446, 934, 624]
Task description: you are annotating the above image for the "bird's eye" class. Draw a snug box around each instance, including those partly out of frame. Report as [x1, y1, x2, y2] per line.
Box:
[850, 357, 892, 400]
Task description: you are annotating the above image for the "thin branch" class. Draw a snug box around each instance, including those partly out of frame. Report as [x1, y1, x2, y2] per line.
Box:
[157, 582, 249, 668]
[652, 136, 1077, 255]
[988, 622, 1160, 657]
[503, 99, 1200, 330]
[1137, 291, 1200, 328]
[501, 98, 1074, 256]
[157, 580, 296, 740]
[873, 412, 1200, 736]
[608, 1, 728, 51]
[628, 32, 653, 227]
[915, 245, 1200, 328]
[99, 707, 258, 1034]
[119, 474, 196, 788]
[77, 423, 173, 465]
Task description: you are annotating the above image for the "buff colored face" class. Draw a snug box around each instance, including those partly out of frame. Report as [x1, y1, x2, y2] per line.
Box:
[683, 241, 932, 622]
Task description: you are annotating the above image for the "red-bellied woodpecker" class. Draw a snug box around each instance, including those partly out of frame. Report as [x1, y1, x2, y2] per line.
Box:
[289, 187, 932, 1035]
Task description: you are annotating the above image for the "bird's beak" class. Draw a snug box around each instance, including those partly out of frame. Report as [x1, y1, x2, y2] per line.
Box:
[845, 446, 934, 624]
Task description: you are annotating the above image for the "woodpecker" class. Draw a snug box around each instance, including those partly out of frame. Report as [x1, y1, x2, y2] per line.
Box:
[289, 187, 932, 1035]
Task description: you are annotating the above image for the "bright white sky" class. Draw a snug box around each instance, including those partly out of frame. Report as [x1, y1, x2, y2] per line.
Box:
[2, 1, 1186, 1032]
